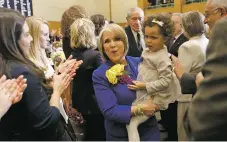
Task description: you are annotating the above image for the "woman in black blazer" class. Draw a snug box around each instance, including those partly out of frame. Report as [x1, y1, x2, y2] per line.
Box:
[0, 8, 79, 140]
[70, 18, 106, 141]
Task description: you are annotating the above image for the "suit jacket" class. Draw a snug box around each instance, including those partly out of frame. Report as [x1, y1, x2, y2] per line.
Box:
[185, 19, 227, 140]
[92, 56, 160, 141]
[177, 34, 208, 102]
[125, 26, 143, 57]
[167, 34, 188, 57]
[0, 63, 67, 140]
[71, 47, 102, 115]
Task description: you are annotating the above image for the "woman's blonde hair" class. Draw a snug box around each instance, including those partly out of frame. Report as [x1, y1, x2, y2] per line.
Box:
[98, 24, 128, 61]
[26, 16, 50, 71]
[70, 18, 96, 48]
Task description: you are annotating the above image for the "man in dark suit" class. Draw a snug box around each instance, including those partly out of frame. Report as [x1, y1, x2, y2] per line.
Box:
[167, 13, 188, 57]
[125, 7, 145, 57]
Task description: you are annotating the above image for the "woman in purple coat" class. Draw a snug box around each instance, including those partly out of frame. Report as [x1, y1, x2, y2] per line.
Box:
[92, 24, 160, 141]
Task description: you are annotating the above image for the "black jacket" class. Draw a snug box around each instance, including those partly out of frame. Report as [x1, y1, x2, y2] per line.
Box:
[71, 47, 102, 115]
[167, 34, 188, 57]
[0, 63, 69, 140]
[125, 26, 142, 57]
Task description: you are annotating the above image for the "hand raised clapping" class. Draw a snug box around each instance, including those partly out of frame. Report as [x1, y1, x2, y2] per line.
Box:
[0, 75, 27, 119]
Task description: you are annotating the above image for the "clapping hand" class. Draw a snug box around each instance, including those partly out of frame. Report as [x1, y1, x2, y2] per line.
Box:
[13, 75, 27, 104]
[57, 55, 83, 74]
[0, 75, 27, 118]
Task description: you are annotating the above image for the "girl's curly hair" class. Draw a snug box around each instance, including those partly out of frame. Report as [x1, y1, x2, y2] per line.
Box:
[142, 13, 175, 39]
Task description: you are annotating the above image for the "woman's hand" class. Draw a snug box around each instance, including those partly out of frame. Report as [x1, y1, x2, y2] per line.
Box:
[57, 55, 83, 74]
[141, 99, 159, 116]
[128, 81, 146, 90]
[13, 75, 27, 104]
[53, 66, 76, 96]
[0, 75, 27, 118]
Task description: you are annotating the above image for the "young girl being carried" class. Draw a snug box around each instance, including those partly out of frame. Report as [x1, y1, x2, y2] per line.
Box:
[127, 14, 181, 141]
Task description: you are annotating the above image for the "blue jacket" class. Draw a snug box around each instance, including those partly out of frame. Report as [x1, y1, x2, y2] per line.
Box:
[92, 56, 160, 141]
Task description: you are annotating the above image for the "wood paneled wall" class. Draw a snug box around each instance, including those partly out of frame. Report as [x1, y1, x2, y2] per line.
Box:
[48, 21, 61, 31]
[139, 0, 206, 15]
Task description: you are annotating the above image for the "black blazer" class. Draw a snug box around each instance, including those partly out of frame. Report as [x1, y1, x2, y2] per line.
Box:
[168, 34, 188, 57]
[125, 26, 142, 57]
[71, 47, 102, 115]
[0, 63, 67, 140]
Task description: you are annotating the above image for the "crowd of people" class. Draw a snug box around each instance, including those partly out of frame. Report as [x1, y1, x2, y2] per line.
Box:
[0, 0, 227, 141]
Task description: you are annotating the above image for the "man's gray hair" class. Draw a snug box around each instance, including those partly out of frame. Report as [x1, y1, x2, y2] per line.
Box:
[208, 0, 227, 10]
[172, 13, 183, 19]
[126, 7, 144, 18]
[172, 13, 183, 24]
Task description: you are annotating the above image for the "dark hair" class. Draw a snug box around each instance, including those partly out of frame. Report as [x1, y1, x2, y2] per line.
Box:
[0, 8, 44, 80]
[142, 14, 174, 40]
[90, 14, 106, 36]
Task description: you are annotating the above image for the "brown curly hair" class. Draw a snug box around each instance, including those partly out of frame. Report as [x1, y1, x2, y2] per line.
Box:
[90, 14, 106, 36]
[61, 5, 89, 38]
[142, 14, 175, 39]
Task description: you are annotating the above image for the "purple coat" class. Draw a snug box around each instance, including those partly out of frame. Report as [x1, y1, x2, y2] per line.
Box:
[92, 56, 160, 141]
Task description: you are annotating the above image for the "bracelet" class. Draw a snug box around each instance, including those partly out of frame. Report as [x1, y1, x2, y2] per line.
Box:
[133, 108, 137, 116]
[137, 105, 144, 115]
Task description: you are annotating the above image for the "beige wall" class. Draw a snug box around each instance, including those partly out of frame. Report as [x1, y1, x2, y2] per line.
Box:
[33, 0, 110, 21]
[111, 0, 137, 23]
[33, 0, 138, 22]
[33, 0, 77, 21]
[75, 0, 110, 20]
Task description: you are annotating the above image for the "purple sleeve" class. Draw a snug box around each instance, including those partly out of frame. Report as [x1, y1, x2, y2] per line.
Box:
[92, 70, 131, 124]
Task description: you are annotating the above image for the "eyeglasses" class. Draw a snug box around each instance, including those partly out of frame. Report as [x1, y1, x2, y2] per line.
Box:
[204, 8, 219, 18]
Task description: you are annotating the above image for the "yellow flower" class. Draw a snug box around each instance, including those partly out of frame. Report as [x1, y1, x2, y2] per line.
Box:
[106, 64, 125, 85]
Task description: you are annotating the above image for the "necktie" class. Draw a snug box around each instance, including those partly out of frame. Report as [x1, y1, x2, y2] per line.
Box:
[137, 33, 141, 51]
[169, 37, 176, 48]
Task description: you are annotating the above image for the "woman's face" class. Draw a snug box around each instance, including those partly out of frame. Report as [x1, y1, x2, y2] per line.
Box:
[39, 24, 50, 49]
[102, 31, 125, 64]
[18, 22, 33, 55]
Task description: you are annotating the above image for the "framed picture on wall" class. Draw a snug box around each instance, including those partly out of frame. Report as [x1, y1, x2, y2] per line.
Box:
[0, 0, 33, 16]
